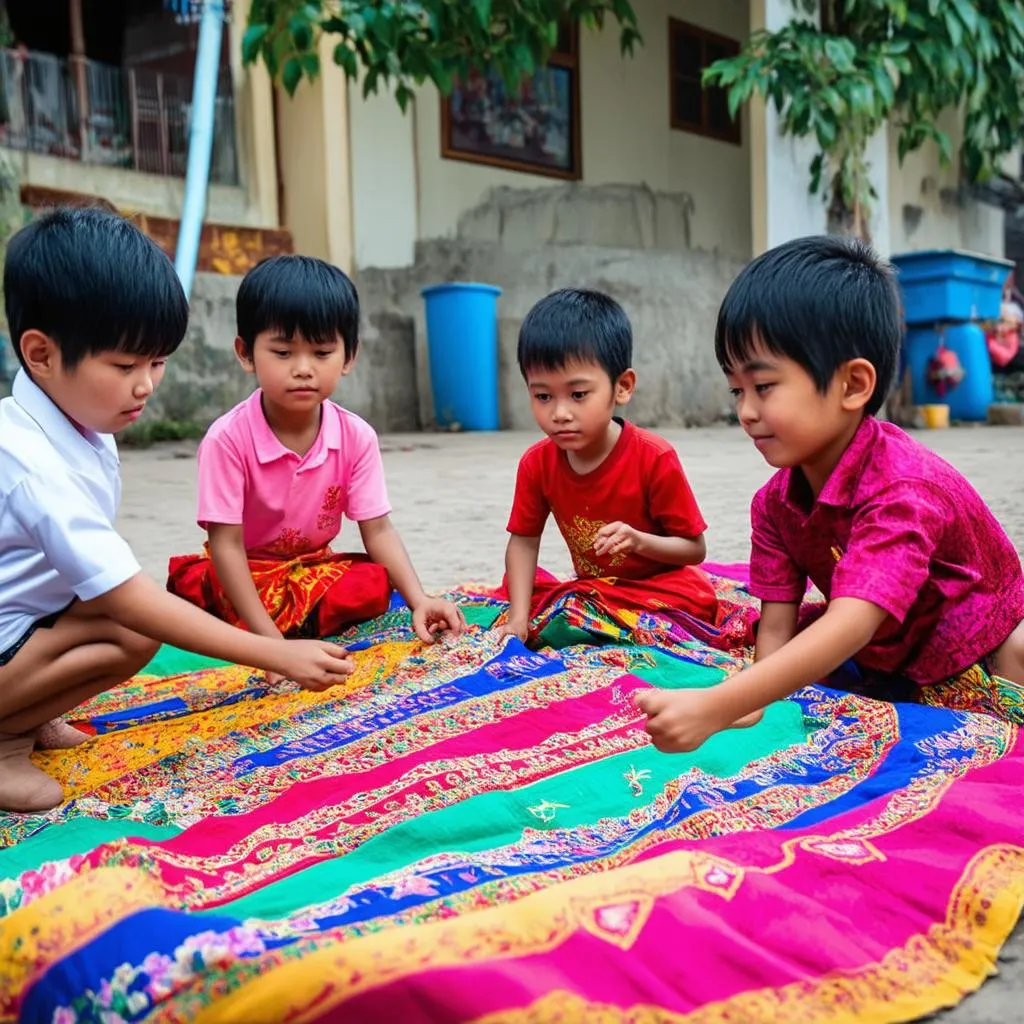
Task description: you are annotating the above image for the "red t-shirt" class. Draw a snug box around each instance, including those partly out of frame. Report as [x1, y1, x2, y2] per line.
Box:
[506, 420, 708, 580]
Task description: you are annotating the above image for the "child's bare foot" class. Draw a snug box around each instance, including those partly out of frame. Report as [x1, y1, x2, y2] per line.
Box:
[0, 732, 64, 812]
[36, 718, 89, 749]
[730, 709, 764, 729]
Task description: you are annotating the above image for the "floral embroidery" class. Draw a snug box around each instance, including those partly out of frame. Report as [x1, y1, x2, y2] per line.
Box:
[623, 765, 652, 797]
[317, 485, 344, 532]
[266, 526, 314, 558]
[50, 926, 267, 1023]
[528, 800, 570, 824]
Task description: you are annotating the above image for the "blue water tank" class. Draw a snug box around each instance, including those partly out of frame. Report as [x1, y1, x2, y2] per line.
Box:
[890, 249, 1013, 325]
[422, 282, 502, 431]
[905, 322, 993, 421]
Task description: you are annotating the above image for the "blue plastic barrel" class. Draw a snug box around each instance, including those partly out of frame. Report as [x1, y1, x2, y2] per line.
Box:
[905, 322, 993, 421]
[422, 282, 502, 431]
[890, 249, 1013, 325]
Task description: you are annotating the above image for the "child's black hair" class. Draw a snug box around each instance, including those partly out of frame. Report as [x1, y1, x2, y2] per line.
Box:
[4, 206, 189, 371]
[517, 288, 632, 381]
[714, 235, 902, 416]
[236, 254, 360, 360]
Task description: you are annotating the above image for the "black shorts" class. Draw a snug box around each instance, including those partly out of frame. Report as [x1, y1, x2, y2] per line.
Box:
[0, 606, 70, 668]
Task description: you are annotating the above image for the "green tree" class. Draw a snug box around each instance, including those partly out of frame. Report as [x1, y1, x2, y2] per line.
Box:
[704, 0, 1024, 240]
[243, 0, 641, 111]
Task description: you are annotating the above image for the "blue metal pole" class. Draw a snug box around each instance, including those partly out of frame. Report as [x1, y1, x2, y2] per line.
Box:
[174, 0, 225, 300]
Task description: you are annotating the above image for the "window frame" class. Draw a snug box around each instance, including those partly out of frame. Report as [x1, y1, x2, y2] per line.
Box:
[668, 18, 742, 146]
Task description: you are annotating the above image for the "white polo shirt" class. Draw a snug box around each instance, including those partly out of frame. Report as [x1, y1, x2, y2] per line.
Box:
[0, 370, 141, 652]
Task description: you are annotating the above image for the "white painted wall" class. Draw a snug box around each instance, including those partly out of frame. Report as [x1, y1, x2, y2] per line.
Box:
[886, 112, 1005, 258]
[348, 0, 753, 268]
[759, 0, 830, 248]
[348, 87, 418, 269]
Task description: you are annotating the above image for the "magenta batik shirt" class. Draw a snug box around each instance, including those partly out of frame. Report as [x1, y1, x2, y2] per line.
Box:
[749, 416, 1024, 684]
[195, 390, 391, 559]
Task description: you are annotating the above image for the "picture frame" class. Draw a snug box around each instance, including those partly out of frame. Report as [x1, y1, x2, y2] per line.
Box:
[440, 34, 581, 181]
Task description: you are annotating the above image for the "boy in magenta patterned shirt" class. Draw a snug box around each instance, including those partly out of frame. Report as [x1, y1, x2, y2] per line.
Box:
[638, 236, 1024, 753]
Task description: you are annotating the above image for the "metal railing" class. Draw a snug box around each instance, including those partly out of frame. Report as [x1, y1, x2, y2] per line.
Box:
[0, 47, 238, 186]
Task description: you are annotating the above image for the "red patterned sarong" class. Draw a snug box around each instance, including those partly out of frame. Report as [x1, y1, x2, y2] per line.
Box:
[167, 546, 391, 637]
[496, 565, 719, 626]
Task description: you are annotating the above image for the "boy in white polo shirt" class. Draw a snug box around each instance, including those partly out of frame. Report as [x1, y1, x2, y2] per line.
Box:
[0, 208, 354, 813]
[167, 255, 463, 666]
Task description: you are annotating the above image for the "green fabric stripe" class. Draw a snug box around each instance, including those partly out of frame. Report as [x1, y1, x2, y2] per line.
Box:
[0, 820, 179, 879]
[207, 651, 804, 920]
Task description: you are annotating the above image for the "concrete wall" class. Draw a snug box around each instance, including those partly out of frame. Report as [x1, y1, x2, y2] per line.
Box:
[145, 272, 421, 434]
[358, 238, 744, 432]
[146, 231, 742, 437]
[886, 114, 1004, 257]
[1, 149, 264, 227]
[348, 0, 752, 267]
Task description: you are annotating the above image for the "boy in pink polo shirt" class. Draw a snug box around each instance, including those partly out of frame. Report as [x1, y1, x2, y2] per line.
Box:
[168, 256, 463, 666]
[638, 236, 1024, 753]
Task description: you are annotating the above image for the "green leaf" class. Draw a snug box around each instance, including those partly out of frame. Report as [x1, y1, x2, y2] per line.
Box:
[283, 56, 304, 95]
[241, 24, 269, 64]
[289, 14, 313, 53]
[942, 9, 963, 48]
[395, 83, 414, 112]
[809, 152, 826, 194]
[820, 86, 845, 116]
[363, 65, 380, 98]
[824, 37, 855, 73]
[334, 42, 358, 77]
[950, 0, 979, 34]
[471, 0, 492, 29]
[871, 65, 895, 108]
[936, 130, 954, 164]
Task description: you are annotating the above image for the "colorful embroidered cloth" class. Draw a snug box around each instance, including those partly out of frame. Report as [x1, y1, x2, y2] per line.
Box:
[2, 569, 1024, 1023]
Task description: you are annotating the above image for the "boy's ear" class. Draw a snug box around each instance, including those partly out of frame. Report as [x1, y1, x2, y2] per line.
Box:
[614, 368, 637, 405]
[340, 350, 358, 376]
[233, 336, 255, 372]
[19, 330, 60, 378]
[840, 357, 876, 412]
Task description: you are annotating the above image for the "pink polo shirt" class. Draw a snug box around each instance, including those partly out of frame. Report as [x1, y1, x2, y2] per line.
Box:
[196, 390, 391, 559]
[750, 416, 1024, 685]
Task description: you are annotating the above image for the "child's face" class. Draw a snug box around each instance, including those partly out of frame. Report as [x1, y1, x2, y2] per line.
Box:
[238, 329, 353, 415]
[524, 358, 635, 455]
[725, 342, 868, 477]
[20, 331, 166, 434]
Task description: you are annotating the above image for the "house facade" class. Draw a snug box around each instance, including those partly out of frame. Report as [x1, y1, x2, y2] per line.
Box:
[0, 0, 1012, 429]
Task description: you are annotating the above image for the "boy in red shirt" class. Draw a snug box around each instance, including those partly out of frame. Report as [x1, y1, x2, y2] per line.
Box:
[501, 288, 718, 643]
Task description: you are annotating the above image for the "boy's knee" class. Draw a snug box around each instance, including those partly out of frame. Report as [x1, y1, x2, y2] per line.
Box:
[117, 628, 160, 672]
[991, 619, 1024, 685]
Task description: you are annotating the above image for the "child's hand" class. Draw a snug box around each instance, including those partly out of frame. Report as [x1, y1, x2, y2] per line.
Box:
[412, 597, 466, 643]
[594, 521, 640, 559]
[498, 617, 529, 643]
[634, 687, 740, 753]
[276, 639, 355, 692]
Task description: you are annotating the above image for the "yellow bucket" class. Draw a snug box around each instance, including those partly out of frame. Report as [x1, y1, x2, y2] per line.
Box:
[921, 404, 950, 429]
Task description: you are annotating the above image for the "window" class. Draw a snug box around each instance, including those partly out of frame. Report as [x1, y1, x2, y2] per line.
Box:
[669, 19, 741, 145]
[440, 23, 581, 180]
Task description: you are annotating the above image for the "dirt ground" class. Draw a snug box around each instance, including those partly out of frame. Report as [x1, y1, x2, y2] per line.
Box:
[118, 421, 1024, 1023]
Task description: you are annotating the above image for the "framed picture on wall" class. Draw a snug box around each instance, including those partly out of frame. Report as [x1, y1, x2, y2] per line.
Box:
[440, 25, 581, 180]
